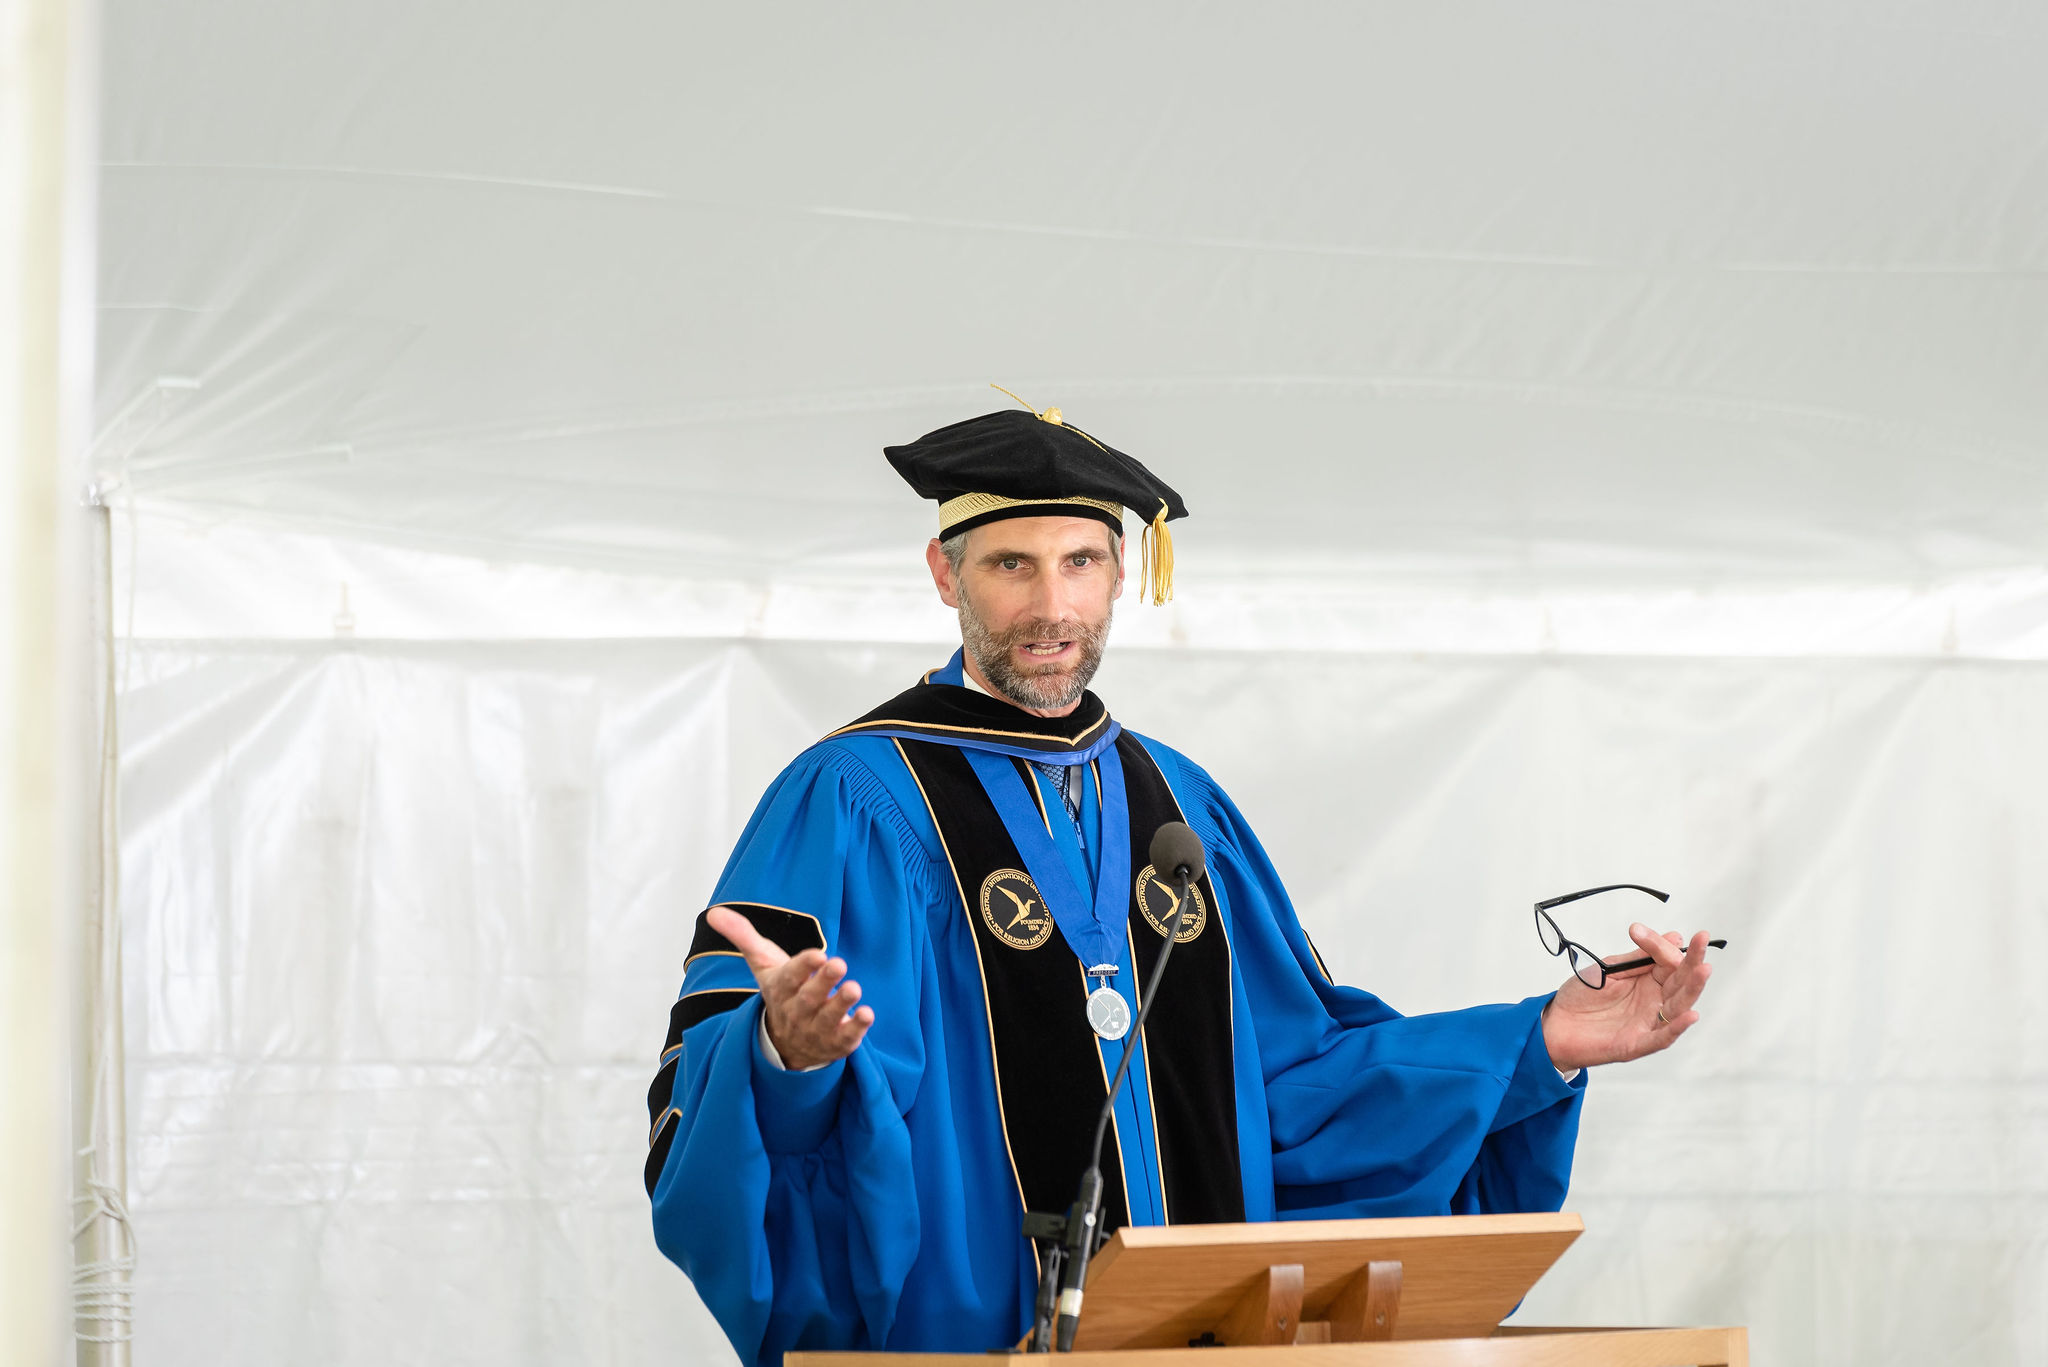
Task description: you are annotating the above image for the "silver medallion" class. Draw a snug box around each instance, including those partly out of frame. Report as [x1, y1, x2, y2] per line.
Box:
[1085, 985, 1130, 1040]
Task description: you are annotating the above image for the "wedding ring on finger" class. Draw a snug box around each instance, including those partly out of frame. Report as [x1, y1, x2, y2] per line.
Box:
[1656, 1004, 1670, 1026]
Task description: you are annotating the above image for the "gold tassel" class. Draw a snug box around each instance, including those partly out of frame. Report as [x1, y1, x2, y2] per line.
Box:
[1140, 499, 1174, 606]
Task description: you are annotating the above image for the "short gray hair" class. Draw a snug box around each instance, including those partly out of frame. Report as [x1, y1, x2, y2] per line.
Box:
[940, 526, 1122, 571]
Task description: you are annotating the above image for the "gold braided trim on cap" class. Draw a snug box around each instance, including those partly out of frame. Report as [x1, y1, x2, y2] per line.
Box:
[938, 492, 1124, 532]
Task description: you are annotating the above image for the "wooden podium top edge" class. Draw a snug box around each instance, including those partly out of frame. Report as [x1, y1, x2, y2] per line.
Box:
[788, 1326, 1749, 1366]
[1108, 1211, 1584, 1250]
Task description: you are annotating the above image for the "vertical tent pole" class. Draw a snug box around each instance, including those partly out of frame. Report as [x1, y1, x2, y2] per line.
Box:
[2, 0, 96, 1361]
[72, 500, 131, 1363]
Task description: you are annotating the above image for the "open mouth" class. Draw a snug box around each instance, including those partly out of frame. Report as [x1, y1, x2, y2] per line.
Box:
[1017, 641, 1073, 660]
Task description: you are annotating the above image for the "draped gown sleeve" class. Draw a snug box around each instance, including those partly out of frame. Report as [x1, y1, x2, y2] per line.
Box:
[1147, 744, 1585, 1220]
[646, 744, 929, 1367]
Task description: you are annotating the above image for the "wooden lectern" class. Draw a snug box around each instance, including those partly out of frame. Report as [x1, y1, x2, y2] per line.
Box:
[788, 1213, 1746, 1367]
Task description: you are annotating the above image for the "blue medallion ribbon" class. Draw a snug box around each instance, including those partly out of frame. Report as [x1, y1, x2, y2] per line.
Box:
[962, 743, 1132, 971]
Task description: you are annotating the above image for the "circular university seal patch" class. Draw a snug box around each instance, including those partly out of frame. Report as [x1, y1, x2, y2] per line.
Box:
[1134, 864, 1208, 943]
[980, 868, 1054, 950]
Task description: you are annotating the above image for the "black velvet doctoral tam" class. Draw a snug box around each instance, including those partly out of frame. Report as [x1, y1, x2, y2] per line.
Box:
[885, 408, 1189, 541]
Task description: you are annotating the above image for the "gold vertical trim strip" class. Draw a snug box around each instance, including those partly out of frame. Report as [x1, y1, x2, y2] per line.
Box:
[1128, 921, 1171, 1226]
[1018, 758, 1053, 837]
[1303, 933, 1334, 985]
[891, 739, 1035, 1227]
[1130, 742, 1236, 1224]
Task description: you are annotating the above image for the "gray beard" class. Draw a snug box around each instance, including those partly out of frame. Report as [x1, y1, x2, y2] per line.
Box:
[958, 593, 1112, 712]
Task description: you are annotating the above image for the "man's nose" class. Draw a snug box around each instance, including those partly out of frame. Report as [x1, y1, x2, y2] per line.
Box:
[1025, 570, 1081, 624]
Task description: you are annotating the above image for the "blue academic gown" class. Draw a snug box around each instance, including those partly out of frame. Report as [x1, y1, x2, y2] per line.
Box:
[648, 656, 1583, 1366]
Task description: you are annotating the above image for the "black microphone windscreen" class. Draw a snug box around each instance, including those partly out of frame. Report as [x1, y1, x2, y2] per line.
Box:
[1148, 821, 1207, 885]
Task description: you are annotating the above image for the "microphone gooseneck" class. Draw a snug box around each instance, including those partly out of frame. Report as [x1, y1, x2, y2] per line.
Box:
[1049, 821, 1206, 1352]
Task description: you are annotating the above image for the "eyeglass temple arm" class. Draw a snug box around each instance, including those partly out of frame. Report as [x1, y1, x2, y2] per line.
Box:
[1535, 883, 1670, 912]
[1601, 938, 1728, 974]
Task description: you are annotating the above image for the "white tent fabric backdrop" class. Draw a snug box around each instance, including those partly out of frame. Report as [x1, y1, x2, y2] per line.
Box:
[86, 1, 2048, 1364]
[92, 1, 2048, 601]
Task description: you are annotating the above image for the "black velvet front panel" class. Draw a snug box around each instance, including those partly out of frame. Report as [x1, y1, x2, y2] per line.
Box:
[1115, 735, 1245, 1225]
[897, 739, 1133, 1233]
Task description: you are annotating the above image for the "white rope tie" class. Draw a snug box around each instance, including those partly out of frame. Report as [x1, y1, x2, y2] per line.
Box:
[72, 1146, 136, 1344]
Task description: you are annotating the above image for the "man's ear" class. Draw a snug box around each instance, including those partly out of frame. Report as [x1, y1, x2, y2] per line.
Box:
[1111, 534, 1126, 603]
[926, 538, 962, 609]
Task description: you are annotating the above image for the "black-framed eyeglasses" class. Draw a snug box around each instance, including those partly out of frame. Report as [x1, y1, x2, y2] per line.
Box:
[1535, 883, 1726, 990]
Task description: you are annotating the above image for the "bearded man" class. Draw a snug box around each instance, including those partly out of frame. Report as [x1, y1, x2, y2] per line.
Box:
[644, 402, 1717, 1367]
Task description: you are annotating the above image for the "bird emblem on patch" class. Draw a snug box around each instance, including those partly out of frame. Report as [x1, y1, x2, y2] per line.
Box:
[979, 869, 1054, 950]
[1135, 863, 1208, 943]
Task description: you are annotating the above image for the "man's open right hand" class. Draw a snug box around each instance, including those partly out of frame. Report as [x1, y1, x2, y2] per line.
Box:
[705, 906, 874, 1071]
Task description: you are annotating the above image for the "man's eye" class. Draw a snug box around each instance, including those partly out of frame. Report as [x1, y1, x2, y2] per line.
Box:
[1000, 558, 1022, 571]
[1071, 555, 1092, 567]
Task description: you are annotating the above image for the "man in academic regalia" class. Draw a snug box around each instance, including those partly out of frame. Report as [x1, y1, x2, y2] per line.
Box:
[644, 397, 1717, 1367]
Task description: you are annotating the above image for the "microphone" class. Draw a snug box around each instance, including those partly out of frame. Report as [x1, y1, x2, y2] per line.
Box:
[1148, 820, 1206, 888]
[1049, 821, 1206, 1352]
